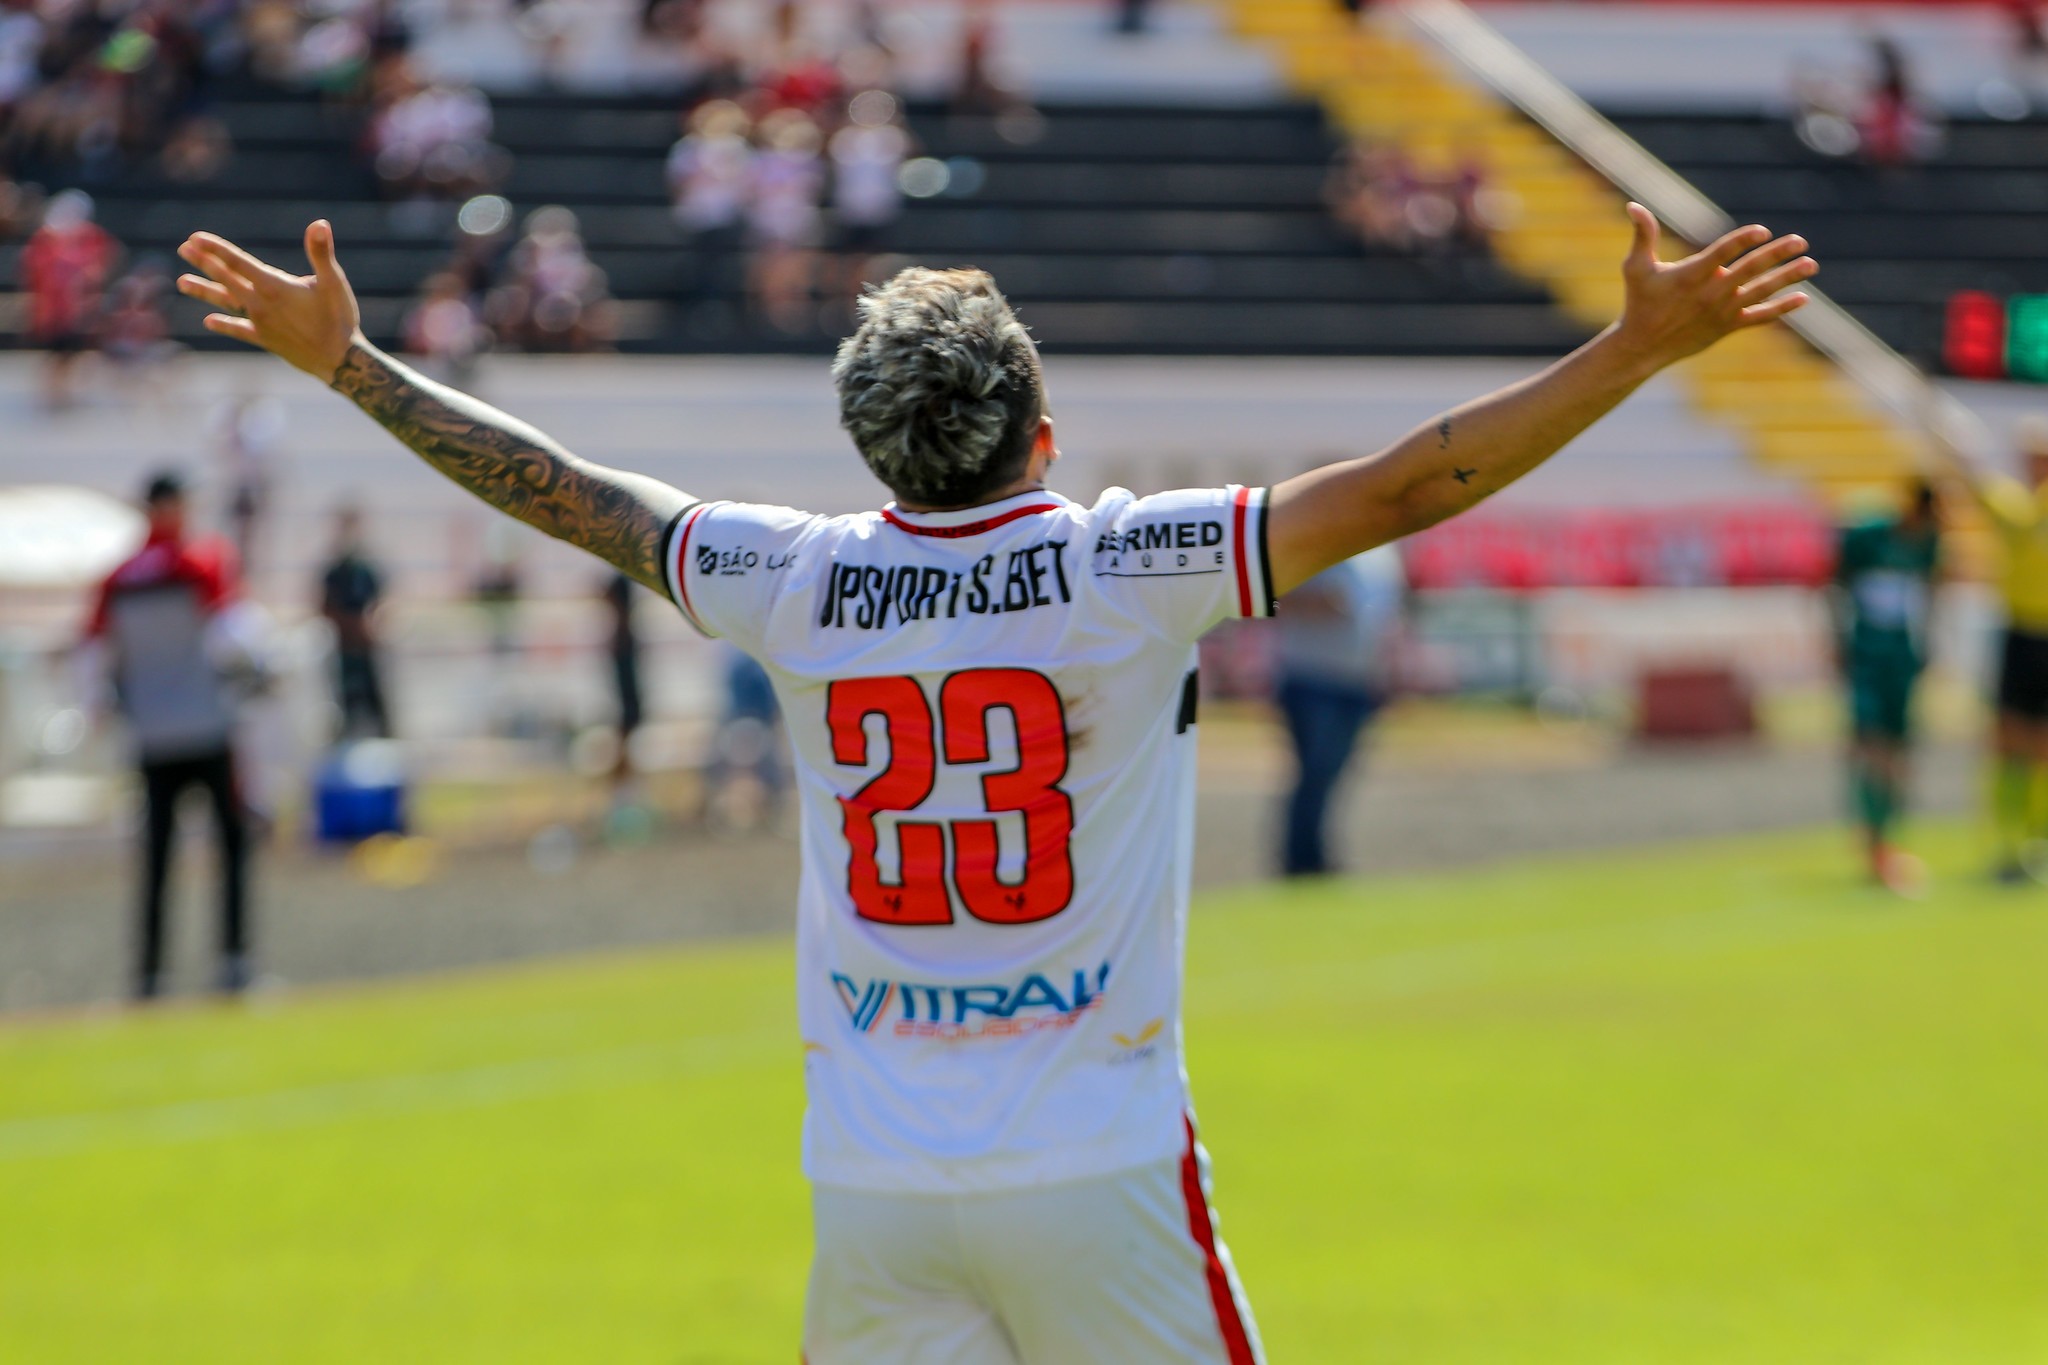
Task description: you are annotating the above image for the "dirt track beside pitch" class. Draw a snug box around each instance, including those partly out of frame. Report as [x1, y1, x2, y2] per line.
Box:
[0, 736, 1978, 1013]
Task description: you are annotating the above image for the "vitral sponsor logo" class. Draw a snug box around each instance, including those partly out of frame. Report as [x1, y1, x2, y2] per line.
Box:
[832, 962, 1110, 1042]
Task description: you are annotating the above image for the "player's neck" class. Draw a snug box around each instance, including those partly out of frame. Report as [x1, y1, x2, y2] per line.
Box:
[894, 476, 1049, 515]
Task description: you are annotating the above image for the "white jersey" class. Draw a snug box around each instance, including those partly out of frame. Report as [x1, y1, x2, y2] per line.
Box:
[662, 486, 1276, 1193]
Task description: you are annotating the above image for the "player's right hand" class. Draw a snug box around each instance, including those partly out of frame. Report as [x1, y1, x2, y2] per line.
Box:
[176, 221, 363, 384]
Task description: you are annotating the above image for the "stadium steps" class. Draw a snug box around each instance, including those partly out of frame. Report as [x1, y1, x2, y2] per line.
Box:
[1215, 0, 1957, 532]
[2, 82, 1589, 358]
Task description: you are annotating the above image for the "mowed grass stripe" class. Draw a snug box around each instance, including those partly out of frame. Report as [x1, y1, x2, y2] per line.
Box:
[3, 822, 2047, 1363]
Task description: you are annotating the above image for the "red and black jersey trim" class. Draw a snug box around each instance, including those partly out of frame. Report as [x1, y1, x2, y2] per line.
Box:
[1254, 488, 1276, 617]
[662, 499, 718, 636]
[880, 504, 1059, 539]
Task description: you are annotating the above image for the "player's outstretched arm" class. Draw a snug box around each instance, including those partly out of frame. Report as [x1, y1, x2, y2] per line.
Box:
[175, 222, 692, 593]
[1263, 204, 1816, 595]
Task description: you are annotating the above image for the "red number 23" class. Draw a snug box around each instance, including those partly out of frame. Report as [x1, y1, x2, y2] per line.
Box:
[826, 669, 1075, 927]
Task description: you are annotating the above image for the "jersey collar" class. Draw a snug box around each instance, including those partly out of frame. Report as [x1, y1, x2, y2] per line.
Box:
[880, 490, 1069, 539]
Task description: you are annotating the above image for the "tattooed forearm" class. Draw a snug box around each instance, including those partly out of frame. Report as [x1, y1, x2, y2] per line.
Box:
[331, 342, 692, 592]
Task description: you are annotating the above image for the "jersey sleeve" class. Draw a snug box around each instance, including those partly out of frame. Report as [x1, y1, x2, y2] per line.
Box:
[661, 499, 819, 653]
[1085, 485, 1275, 643]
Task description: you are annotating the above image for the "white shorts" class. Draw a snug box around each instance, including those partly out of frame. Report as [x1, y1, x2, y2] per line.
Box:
[803, 1125, 1263, 1365]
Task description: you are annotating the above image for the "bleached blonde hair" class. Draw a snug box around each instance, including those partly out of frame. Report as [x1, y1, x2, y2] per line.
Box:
[832, 267, 1043, 507]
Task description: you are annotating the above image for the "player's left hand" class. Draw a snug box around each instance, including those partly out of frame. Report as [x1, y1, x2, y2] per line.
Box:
[1613, 203, 1816, 372]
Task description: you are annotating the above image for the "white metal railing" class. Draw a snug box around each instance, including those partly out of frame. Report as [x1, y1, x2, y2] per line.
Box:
[1397, 0, 1996, 465]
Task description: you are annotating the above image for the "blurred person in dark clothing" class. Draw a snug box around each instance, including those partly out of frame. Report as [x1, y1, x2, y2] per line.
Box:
[1829, 480, 1941, 894]
[1859, 31, 1937, 165]
[1113, 0, 1155, 35]
[320, 504, 393, 740]
[1274, 543, 1405, 877]
[705, 645, 782, 830]
[600, 570, 649, 821]
[81, 472, 253, 999]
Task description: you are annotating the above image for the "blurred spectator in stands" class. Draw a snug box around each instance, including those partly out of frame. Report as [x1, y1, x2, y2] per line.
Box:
[1327, 140, 1495, 258]
[668, 98, 752, 242]
[100, 259, 179, 395]
[294, 0, 393, 96]
[1859, 31, 1940, 166]
[487, 204, 614, 351]
[1113, 0, 1155, 36]
[0, 173, 40, 239]
[404, 270, 488, 383]
[828, 87, 908, 304]
[515, 0, 578, 89]
[20, 188, 116, 409]
[244, 0, 306, 84]
[756, 0, 842, 118]
[1448, 154, 1499, 254]
[643, 0, 705, 44]
[954, 0, 1008, 115]
[747, 107, 824, 333]
[1791, 59, 1862, 158]
[82, 471, 254, 1000]
[1273, 543, 1406, 878]
[1326, 140, 1415, 251]
[371, 73, 502, 200]
[320, 504, 393, 741]
[160, 112, 232, 182]
[0, 0, 42, 116]
[210, 395, 285, 572]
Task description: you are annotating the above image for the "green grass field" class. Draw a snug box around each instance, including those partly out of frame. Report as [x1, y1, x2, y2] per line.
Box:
[4, 823, 2047, 1363]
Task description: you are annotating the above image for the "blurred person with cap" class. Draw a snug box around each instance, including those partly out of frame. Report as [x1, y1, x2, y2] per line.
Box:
[1273, 542, 1405, 877]
[19, 188, 116, 408]
[1829, 479, 1941, 894]
[1937, 417, 2048, 882]
[80, 471, 255, 999]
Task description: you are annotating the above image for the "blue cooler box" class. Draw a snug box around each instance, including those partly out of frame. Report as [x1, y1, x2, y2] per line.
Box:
[314, 740, 408, 843]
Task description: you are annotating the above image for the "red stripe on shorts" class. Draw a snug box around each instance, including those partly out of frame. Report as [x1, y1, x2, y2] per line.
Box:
[1180, 1115, 1257, 1365]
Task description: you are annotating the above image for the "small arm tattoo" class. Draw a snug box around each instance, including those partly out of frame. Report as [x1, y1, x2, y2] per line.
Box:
[1437, 419, 1452, 448]
[1453, 467, 1477, 485]
[331, 342, 690, 593]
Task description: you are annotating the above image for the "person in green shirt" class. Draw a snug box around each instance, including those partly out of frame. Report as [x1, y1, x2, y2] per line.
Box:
[1830, 480, 1942, 892]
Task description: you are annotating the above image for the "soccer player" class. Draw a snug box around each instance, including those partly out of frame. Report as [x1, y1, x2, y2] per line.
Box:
[174, 204, 1813, 1364]
[1936, 418, 2048, 882]
[1829, 480, 1941, 892]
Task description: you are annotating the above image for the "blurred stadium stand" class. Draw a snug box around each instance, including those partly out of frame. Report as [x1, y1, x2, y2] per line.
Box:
[0, 87, 1587, 356]
[1612, 112, 2048, 366]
